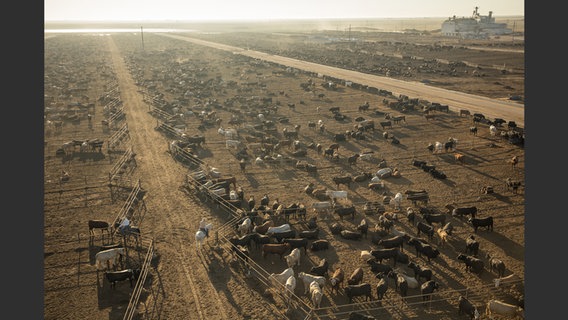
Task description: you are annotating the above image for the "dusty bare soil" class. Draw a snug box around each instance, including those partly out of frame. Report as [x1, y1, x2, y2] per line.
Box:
[44, 27, 524, 320]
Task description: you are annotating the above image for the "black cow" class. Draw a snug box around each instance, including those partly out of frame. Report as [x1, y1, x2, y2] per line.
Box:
[465, 235, 480, 256]
[407, 261, 433, 282]
[334, 133, 347, 141]
[420, 280, 439, 305]
[332, 175, 353, 189]
[458, 295, 480, 319]
[457, 254, 484, 274]
[423, 213, 446, 226]
[416, 221, 435, 239]
[344, 283, 373, 303]
[380, 121, 392, 129]
[334, 205, 356, 220]
[469, 216, 493, 232]
[104, 268, 140, 289]
[408, 238, 440, 262]
[349, 312, 376, 320]
[452, 206, 478, 219]
[271, 230, 296, 243]
[310, 240, 330, 251]
[282, 238, 308, 253]
[367, 259, 393, 274]
[251, 232, 271, 249]
[370, 248, 400, 266]
[486, 253, 506, 277]
[309, 258, 329, 277]
[377, 235, 405, 252]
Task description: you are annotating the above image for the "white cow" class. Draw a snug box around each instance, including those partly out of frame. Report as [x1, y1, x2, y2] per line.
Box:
[285, 275, 297, 300]
[267, 223, 291, 235]
[486, 299, 524, 318]
[285, 248, 301, 268]
[489, 125, 498, 136]
[95, 247, 125, 270]
[238, 218, 252, 236]
[298, 272, 326, 295]
[310, 281, 323, 309]
[269, 267, 294, 286]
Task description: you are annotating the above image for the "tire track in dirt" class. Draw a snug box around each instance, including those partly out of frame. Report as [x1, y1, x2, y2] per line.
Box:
[106, 36, 229, 320]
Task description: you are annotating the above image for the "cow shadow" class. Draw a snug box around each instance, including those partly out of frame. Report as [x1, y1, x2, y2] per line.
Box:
[383, 176, 412, 186]
[479, 231, 525, 262]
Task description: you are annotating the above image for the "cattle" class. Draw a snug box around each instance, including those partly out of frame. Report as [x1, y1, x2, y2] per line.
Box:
[436, 227, 449, 248]
[88, 220, 111, 239]
[486, 253, 506, 277]
[347, 154, 360, 166]
[423, 213, 446, 226]
[452, 206, 477, 219]
[349, 312, 376, 320]
[460, 109, 471, 117]
[407, 261, 433, 282]
[469, 126, 478, 136]
[408, 238, 440, 262]
[458, 295, 480, 319]
[370, 248, 400, 266]
[334, 205, 356, 220]
[457, 254, 484, 274]
[309, 258, 329, 277]
[299, 228, 319, 240]
[420, 280, 439, 305]
[379, 121, 392, 129]
[377, 235, 404, 252]
[341, 229, 361, 241]
[95, 247, 125, 270]
[269, 267, 295, 286]
[454, 153, 465, 163]
[282, 238, 308, 253]
[329, 267, 345, 294]
[375, 272, 389, 301]
[104, 268, 140, 289]
[356, 219, 368, 238]
[310, 240, 329, 251]
[334, 133, 347, 141]
[486, 299, 524, 318]
[298, 272, 326, 295]
[326, 190, 348, 203]
[469, 216, 493, 233]
[229, 233, 255, 250]
[261, 243, 291, 259]
[387, 271, 409, 297]
[367, 259, 393, 275]
[271, 229, 296, 243]
[250, 232, 271, 249]
[344, 283, 373, 303]
[465, 235, 480, 256]
[332, 175, 353, 189]
[284, 248, 301, 268]
[284, 275, 297, 300]
[252, 220, 274, 235]
[238, 217, 253, 236]
[347, 267, 364, 285]
[506, 177, 522, 193]
[416, 221, 435, 239]
[310, 281, 323, 308]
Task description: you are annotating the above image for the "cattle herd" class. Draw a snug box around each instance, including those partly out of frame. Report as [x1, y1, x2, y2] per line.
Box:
[44, 29, 524, 320]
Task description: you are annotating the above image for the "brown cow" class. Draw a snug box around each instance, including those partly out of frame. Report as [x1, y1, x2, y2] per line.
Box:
[262, 243, 291, 259]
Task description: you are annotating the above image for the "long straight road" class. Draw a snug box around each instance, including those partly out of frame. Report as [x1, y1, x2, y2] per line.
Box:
[161, 33, 524, 127]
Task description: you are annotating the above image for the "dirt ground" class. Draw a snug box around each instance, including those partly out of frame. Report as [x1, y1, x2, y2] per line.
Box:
[43, 24, 525, 320]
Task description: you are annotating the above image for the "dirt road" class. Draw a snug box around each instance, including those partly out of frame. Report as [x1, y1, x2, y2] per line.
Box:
[161, 33, 524, 127]
[106, 36, 283, 320]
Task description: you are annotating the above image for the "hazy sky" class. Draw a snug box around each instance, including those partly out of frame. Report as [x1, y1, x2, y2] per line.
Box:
[45, 0, 524, 21]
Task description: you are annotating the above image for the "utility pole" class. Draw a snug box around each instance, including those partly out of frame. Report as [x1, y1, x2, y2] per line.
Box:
[141, 26, 145, 51]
